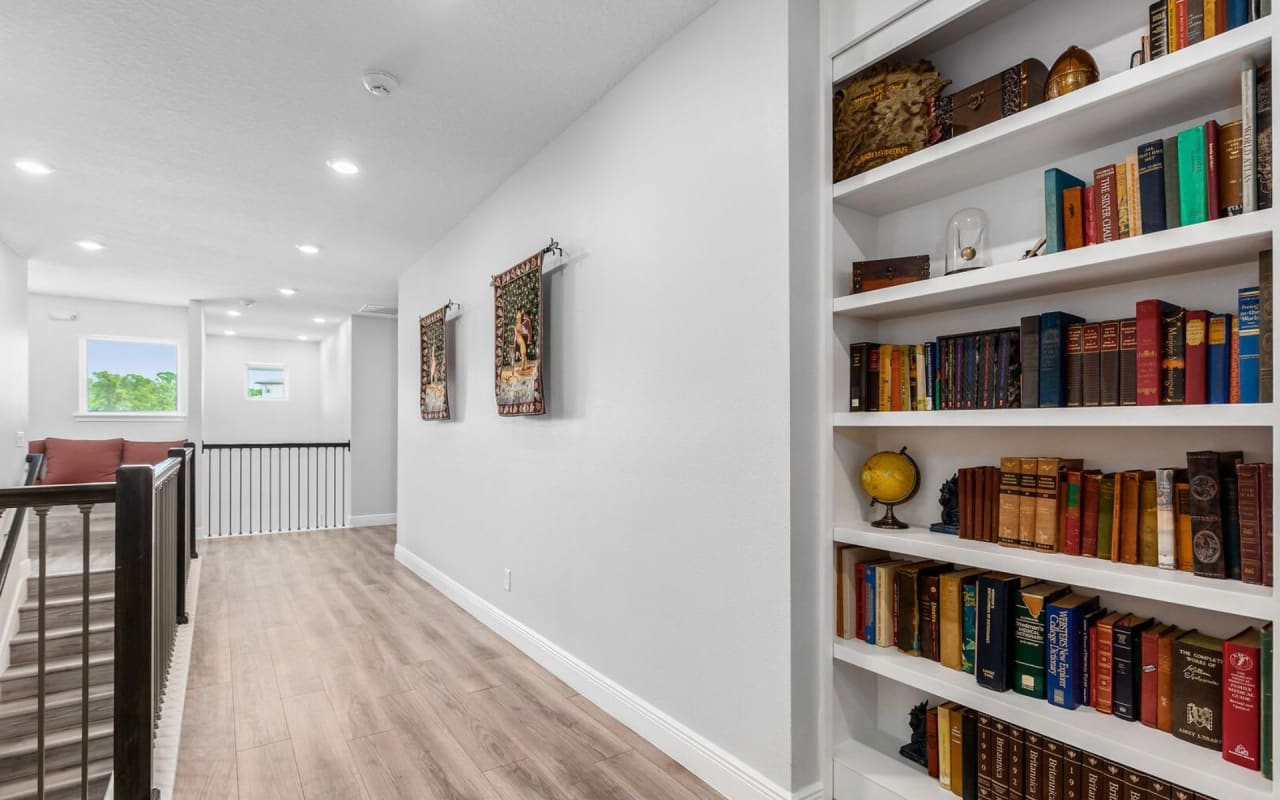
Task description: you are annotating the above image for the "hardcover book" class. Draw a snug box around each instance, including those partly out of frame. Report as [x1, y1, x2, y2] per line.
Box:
[1158, 626, 1185, 732]
[1066, 323, 1085, 407]
[1039, 312, 1085, 408]
[1259, 65, 1272, 211]
[927, 706, 940, 778]
[1093, 611, 1126, 714]
[1184, 309, 1208, 405]
[849, 342, 877, 411]
[1205, 119, 1221, 220]
[1186, 451, 1228, 578]
[1263, 624, 1273, 779]
[1020, 315, 1041, 409]
[1260, 250, 1272, 403]
[1007, 722, 1025, 800]
[1239, 285, 1261, 402]
[1119, 318, 1139, 405]
[1046, 593, 1102, 710]
[1155, 467, 1180, 570]
[1042, 737, 1063, 800]
[1063, 470, 1084, 555]
[1098, 320, 1121, 406]
[1221, 450, 1245, 581]
[1116, 159, 1131, 238]
[938, 702, 954, 789]
[976, 712, 992, 797]
[1081, 323, 1102, 407]
[1014, 582, 1071, 698]
[1262, 463, 1273, 588]
[874, 560, 909, 646]
[1219, 119, 1245, 216]
[976, 573, 1035, 692]
[1150, 1, 1170, 58]
[1139, 474, 1159, 566]
[1176, 125, 1209, 225]
[1120, 470, 1143, 564]
[950, 706, 965, 796]
[1207, 312, 1233, 403]
[1080, 471, 1103, 558]
[1223, 627, 1263, 770]
[1172, 630, 1225, 751]
[1047, 169, 1088, 251]
[1161, 305, 1187, 404]
[1112, 615, 1156, 720]
[1141, 623, 1175, 728]
[1175, 481, 1194, 571]
[1096, 473, 1117, 559]
[962, 709, 979, 800]
[962, 577, 980, 674]
[1136, 299, 1180, 406]
[1094, 165, 1119, 243]
[1063, 186, 1086, 250]
[1025, 730, 1044, 800]
[1237, 463, 1265, 585]
[1138, 139, 1169, 233]
[998, 456, 1022, 547]
[1019, 456, 1040, 549]
[1035, 457, 1083, 552]
[1164, 135, 1182, 228]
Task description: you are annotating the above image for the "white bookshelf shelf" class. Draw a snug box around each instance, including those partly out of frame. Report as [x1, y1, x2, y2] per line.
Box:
[833, 638, 1275, 800]
[835, 522, 1274, 620]
[833, 19, 1273, 215]
[833, 213, 1274, 321]
[833, 404, 1276, 429]
[832, 736, 950, 800]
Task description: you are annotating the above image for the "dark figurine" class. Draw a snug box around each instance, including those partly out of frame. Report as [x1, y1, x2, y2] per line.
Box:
[928, 473, 960, 535]
[899, 700, 930, 768]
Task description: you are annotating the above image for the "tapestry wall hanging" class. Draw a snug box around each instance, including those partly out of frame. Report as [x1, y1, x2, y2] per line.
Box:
[419, 304, 450, 420]
[493, 250, 544, 416]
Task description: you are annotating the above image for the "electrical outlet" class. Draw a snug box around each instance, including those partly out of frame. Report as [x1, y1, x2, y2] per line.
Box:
[503, 568, 512, 591]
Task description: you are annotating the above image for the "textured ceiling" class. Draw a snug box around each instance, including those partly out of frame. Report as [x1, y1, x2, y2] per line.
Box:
[0, 0, 716, 338]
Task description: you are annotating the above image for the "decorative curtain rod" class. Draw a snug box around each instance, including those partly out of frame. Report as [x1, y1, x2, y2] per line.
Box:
[490, 237, 564, 286]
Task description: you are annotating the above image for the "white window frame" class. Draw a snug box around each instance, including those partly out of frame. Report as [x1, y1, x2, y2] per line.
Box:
[245, 362, 289, 402]
[78, 334, 185, 419]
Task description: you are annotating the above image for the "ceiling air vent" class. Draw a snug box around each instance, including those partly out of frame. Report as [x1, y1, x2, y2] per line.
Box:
[358, 304, 398, 316]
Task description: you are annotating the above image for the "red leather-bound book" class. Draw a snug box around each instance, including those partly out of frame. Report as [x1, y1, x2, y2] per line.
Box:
[1141, 623, 1172, 728]
[927, 705, 940, 778]
[1185, 309, 1209, 405]
[1085, 184, 1098, 245]
[1262, 463, 1273, 587]
[1238, 463, 1264, 586]
[1223, 628, 1263, 770]
[1094, 611, 1125, 714]
[1206, 120, 1221, 221]
[1136, 299, 1179, 406]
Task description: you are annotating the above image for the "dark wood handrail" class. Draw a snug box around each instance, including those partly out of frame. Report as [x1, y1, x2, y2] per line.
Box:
[0, 454, 46, 599]
[202, 440, 351, 450]
[0, 481, 116, 509]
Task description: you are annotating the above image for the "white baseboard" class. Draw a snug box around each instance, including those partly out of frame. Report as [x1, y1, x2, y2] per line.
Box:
[350, 513, 397, 527]
[791, 782, 825, 800]
[394, 544, 797, 800]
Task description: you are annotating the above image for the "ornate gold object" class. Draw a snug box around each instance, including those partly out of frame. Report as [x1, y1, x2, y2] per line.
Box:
[1045, 46, 1099, 100]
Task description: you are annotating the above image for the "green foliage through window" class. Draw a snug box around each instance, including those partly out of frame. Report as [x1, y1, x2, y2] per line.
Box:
[87, 370, 178, 412]
[83, 338, 180, 413]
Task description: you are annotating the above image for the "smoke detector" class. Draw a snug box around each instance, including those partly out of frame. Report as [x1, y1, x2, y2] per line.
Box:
[362, 71, 400, 97]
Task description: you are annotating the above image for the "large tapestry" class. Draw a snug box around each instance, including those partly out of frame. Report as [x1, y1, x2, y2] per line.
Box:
[420, 305, 450, 420]
[493, 251, 544, 416]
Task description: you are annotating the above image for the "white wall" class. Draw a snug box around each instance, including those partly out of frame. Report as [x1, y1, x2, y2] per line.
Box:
[27, 294, 189, 442]
[319, 319, 352, 442]
[397, 0, 813, 794]
[350, 316, 396, 520]
[203, 334, 332, 443]
[0, 242, 28, 479]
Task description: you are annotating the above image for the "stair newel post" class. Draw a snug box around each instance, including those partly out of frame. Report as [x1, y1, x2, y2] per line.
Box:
[113, 464, 154, 800]
[169, 447, 190, 625]
[79, 502, 93, 800]
[34, 504, 50, 800]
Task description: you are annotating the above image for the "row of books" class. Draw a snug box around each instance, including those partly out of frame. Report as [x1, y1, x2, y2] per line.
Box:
[834, 550, 1274, 774]
[1043, 61, 1271, 255]
[847, 330, 1019, 412]
[847, 257, 1272, 412]
[956, 452, 1275, 585]
[1146, 0, 1270, 63]
[923, 704, 1218, 799]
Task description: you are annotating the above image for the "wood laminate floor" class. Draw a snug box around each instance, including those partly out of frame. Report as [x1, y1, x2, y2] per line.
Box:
[174, 526, 724, 800]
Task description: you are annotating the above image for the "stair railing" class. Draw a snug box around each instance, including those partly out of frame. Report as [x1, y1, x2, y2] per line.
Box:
[0, 452, 46, 599]
[0, 451, 191, 800]
[201, 441, 350, 536]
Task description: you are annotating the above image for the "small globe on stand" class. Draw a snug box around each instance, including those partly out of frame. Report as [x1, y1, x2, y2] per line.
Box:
[860, 447, 922, 529]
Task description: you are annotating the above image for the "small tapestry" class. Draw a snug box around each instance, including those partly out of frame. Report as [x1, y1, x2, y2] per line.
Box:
[420, 305, 450, 420]
[493, 251, 544, 416]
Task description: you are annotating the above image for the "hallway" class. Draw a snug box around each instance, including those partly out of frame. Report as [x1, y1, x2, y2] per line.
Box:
[174, 526, 724, 800]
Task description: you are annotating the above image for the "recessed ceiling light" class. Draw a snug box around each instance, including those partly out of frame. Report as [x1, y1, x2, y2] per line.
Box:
[75, 240, 104, 252]
[224, 330, 237, 336]
[312, 317, 326, 324]
[326, 158, 360, 175]
[296, 244, 321, 255]
[297, 335, 308, 341]
[278, 288, 297, 296]
[14, 159, 54, 175]
[227, 309, 242, 317]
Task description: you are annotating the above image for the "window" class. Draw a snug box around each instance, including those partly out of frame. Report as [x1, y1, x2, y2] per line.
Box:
[246, 364, 288, 400]
[81, 336, 181, 415]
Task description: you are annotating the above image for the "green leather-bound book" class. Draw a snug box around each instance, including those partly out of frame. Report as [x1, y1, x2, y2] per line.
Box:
[1177, 125, 1208, 224]
[1095, 473, 1116, 558]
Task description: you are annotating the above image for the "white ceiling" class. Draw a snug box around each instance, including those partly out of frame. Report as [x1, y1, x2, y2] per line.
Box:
[0, 0, 716, 339]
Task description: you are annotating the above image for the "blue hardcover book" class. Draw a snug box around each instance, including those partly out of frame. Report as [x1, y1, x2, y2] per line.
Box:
[1045, 168, 1087, 254]
[962, 581, 978, 674]
[1046, 593, 1102, 710]
[1228, 0, 1251, 28]
[1239, 286, 1261, 402]
[1137, 140, 1168, 234]
[1208, 313, 1234, 403]
[863, 563, 877, 643]
[976, 573, 1031, 692]
[1039, 311, 1086, 407]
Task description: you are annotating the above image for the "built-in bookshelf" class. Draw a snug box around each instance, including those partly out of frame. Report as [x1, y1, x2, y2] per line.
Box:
[819, 2, 1278, 799]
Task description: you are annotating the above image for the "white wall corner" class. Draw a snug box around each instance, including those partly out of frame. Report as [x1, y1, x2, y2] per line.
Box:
[791, 781, 825, 800]
[394, 544, 797, 800]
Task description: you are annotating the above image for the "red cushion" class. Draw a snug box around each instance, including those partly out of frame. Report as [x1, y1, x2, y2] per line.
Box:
[123, 440, 187, 466]
[42, 438, 124, 485]
[27, 440, 46, 457]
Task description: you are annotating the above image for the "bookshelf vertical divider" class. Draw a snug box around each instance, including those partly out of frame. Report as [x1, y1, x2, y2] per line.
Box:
[818, 2, 1279, 799]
